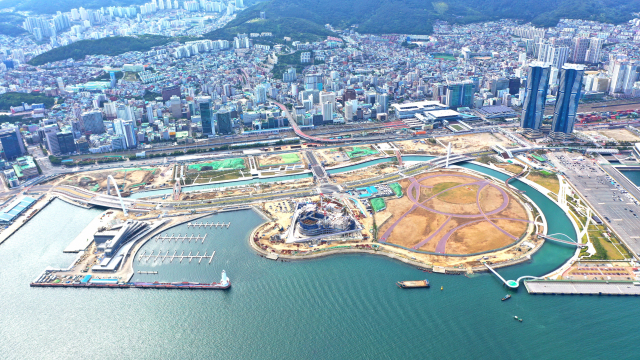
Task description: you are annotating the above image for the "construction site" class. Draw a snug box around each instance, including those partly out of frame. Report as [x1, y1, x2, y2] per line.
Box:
[59, 167, 167, 195]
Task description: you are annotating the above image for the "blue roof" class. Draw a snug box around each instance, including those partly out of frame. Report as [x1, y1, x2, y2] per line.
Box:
[0, 196, 37, 223]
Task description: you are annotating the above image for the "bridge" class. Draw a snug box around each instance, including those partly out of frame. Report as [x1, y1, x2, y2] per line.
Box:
[52, 185, 159, 212]
[505, 165, 528, 193]
[538, 234, 586, 248]
[305, 150, 329, 183]
[429, 154, 473, 168]
[484, 263, 539, 288]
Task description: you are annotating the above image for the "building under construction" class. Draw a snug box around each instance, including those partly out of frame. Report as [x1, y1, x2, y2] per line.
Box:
[285, 200, 362, 244]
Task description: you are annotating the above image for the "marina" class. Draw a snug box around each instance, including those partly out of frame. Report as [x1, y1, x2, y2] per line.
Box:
[187, 221, 231, 228]
[154, 233, 208, 243]
[137, 250, 216, 264]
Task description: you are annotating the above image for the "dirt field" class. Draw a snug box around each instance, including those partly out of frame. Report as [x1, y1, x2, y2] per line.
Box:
[258, 153, 303, 167]
[395, 139, 446, 155]
[439, 132, 517, 153]
[597, 129, 640, 142]
[378, 170, 530, 255]
[331, 163, 397, 183]
[60, 167, 162, 193]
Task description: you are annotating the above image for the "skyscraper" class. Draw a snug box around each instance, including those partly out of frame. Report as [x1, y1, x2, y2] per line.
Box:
[445, 80, 474, 108]
[199, 97, 214, 135]
[81, 111, 105, 134]
[521, 62, 551, 135]
[217, 110, 232, 134]
[0, 126, 26, 160]
[550, 64, 585, 140]
[113, 119, 137, 149]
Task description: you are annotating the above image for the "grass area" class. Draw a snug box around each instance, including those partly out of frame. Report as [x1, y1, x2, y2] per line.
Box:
[432, 181, 463, 194]
[184, 169, 245, 184]
[431, 53, 456, 61]
[498, 164, 524, 174]
[527, 170, 559, 194]
[389, 182, 403, 197]
[188, 158, 246, 171]
[346, 147, 378, 159]
[370, 198, 386, 212]
[437, 184, 478, 204]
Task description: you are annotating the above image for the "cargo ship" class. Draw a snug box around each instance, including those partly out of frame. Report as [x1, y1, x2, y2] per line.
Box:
[396, 279, 429, 288]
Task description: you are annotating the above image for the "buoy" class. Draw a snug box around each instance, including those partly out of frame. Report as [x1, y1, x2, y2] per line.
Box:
[440, 286, 443, 291]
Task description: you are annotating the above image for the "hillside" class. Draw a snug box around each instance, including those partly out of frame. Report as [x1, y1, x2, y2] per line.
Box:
[0, 12, 26, 37]
[0, 92, 55, 110]
[204, 15, 334, 44]
[27, 35, 172, 66]
[214, 0, 640, 36]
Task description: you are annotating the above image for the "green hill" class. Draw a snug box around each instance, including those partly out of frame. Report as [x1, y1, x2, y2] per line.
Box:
[204, 15, 334, 44]
[0, 92, 55, 110]
[216, 0, 640, 36]
[0, 12, 26, 37]
[27, 35, 172, 66]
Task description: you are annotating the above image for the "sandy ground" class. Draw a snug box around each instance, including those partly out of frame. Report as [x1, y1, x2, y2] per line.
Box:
[331, 163, 398, 183]
[439, 132, 517, 153]
[395, 139, 446, 155]
[179, 177, 315, 201]
[597, 129, 640, 142]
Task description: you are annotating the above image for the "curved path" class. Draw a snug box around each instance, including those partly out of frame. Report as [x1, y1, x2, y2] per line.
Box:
[380, 174, 531, 254]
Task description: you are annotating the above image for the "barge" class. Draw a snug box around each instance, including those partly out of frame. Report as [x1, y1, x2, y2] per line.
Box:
[31, 270, 231, 290]
[396, 279, 429, 288]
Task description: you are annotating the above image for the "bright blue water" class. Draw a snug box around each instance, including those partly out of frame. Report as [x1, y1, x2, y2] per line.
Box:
[1, 165, 636, 359]
[620, 170, 640, 187]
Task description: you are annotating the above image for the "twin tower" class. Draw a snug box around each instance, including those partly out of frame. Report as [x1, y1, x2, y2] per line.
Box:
[520, 62, 585, 140]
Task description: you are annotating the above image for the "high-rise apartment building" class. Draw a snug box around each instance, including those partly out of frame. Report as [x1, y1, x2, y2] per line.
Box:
[586, 38, 604, 64]
[571, 38, 590, 63]
[550, 64, 585, 140]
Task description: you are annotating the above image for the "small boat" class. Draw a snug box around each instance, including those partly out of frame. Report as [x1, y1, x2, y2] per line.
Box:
[514, 316, 518, 320]
[502, 294, 511, 301]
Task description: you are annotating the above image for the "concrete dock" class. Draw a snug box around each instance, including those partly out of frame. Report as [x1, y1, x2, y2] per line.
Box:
[64, 210, 116, 253]
[525, 280, 640, 295]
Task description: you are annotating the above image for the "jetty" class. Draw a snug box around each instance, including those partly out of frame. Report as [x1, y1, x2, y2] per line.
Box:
[138, 250, 215, 264]
[187, 221, 230, 229]
[155, 233, 207, 243]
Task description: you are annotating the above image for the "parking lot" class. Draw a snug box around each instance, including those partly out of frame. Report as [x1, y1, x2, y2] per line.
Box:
[548, 151, 640, 257]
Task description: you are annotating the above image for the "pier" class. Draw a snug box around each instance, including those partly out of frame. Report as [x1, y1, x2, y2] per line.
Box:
[484, 263, 538, 288]
[187, 222, 230, 229]
[138, 250, 215, 264]
[154, 233, 207, 243]
[525, 280, 640, 295]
